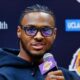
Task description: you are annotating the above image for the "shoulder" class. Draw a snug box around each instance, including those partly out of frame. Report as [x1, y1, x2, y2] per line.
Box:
[0, 67, 16, 80]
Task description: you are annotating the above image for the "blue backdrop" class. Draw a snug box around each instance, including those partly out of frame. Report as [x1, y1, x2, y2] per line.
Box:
[0, 0, 80, 69]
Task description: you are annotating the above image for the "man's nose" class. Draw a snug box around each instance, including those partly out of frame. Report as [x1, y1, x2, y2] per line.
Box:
[34, 31, 44, 41]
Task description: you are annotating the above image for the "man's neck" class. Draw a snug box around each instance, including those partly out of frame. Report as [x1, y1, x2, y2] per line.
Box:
[18, 49, 43, 65]
[18, 50, 32, 62]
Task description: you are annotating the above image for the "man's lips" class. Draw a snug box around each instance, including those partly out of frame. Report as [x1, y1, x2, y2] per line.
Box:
[31, 43, 46, 50]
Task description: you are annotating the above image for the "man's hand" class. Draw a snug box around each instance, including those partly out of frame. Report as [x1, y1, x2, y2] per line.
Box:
[45, 70, 65, 80]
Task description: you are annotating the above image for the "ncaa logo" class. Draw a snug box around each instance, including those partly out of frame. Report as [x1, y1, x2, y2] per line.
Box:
[65, 19, 80, 32]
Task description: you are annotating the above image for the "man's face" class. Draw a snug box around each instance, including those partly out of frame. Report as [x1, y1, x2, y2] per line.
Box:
[17, 12, 56, 57]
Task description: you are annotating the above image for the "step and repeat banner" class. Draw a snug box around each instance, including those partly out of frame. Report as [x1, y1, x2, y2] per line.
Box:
[0, 0, 80, 75]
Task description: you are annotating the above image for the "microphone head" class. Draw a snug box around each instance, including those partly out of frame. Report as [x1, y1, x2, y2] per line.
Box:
[43, 53, 54, 61]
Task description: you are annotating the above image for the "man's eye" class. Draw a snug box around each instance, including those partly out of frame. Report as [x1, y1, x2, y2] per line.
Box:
[27, 27, 36, 31]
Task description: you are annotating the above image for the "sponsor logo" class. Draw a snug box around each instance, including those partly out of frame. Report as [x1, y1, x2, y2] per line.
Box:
[42, 61, 53, 71]
[69, 48, 80, 76]
[65, 19, 80, 31]
[39, 58, 56, 75]
[0, 21, 8, 30]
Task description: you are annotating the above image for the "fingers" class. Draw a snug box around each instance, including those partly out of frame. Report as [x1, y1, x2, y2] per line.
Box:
[48, 70, 63, 76]
[48, 75, 64, 80]
[45, 70, 65, 80]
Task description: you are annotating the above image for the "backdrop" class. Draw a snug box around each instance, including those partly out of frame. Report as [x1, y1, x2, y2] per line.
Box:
[0, 0, 80, 69]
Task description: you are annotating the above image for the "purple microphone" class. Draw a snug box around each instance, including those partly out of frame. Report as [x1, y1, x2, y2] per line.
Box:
[39, 53, 58, 75]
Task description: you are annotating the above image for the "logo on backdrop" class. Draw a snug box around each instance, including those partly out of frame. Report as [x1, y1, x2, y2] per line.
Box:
[65, 19, 80, 32]
[0, 21, 8, 30]
[76, 0, 80, 3]
[69, 48, 80, 76]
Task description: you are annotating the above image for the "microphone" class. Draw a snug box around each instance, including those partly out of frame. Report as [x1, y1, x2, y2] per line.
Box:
[39, 53, 58, 75]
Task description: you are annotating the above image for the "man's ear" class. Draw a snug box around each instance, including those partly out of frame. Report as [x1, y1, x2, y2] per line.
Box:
[53, 28, 57, 39]
[17, 26, 21, 38]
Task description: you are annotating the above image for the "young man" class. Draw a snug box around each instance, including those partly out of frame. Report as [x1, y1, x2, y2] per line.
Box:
[0, 4, 79, 80]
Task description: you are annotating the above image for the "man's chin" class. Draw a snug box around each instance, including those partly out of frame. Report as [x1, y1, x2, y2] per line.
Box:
[31, 50, 45, 55]
[31, 52, 44, 57]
